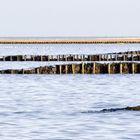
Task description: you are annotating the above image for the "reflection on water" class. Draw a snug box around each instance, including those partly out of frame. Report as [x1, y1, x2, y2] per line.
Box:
[0, 74, 140, 139]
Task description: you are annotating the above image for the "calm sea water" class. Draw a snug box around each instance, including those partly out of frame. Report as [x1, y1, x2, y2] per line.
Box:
[0, 75, 140, 140]
[0, 44, 140, 140]
[0, 43, 139, 56]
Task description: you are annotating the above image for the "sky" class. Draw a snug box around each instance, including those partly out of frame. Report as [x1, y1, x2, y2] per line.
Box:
[0, 0, 140, 37]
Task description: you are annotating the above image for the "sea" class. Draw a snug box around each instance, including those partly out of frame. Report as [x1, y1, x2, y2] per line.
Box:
[0, 43, 140, 140]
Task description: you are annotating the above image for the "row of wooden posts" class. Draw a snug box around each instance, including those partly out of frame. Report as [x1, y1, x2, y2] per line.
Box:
[1, 52, 140, 61]
[0, 62, 139, 74]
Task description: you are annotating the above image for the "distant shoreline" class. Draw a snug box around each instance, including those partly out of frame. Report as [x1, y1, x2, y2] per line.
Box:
[0, 37, 140, 44]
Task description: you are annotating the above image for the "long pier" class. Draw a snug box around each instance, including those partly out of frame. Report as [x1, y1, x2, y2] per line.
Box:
[0, 37, 140, 44]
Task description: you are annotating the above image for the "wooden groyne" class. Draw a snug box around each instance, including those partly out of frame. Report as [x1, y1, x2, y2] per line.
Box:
[0, 38, 140, 74]
[1, 38, 140, 44]
[0, 62, 139, 74]
[1, 51, 140, 61]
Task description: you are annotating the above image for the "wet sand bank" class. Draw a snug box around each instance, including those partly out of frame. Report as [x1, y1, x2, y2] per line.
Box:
[1, 38, 140, 44]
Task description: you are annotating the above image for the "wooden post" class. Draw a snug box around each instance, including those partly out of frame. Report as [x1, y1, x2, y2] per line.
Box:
[37, 68, 40, 74]
[115, 54, 117, 61]
[131, 54, 133, 61]
[108, 63, 111, 74]
[65, 65, 68, 74]
[83, 55, 85, 61]
[24, 55, 26, 61]
[22, 69, 24, 74]
[72, 64, 75, 74]
[48, 55, 50, 61]
[106, 55, 109, 61]
[58, 55, 60, 61]
[10, 56, 13, 61]
[3, 56, 5, 61]
[76, 55, 78, 61]
[81, 55, 83, 61]
[89, 55, 92, 61]
[11, 70, 14, 74]
[17, 56, 20, 61]
[65, 55, 67, 61]
[59, 65, 62, 74]
[99, 55, 101, 61]
[32, 55, 35, 61]
[110, 55, 112, 61]
[93, 62, 96, 74]
[132, 63, 135, 74]
[120, 63, 122, 74]
[72, 55, 74, 61]
[57, 55, 59, 61]
[82, 63, 84, 74]
[123, 55, 125, 61]
[41, 55, 43, 61]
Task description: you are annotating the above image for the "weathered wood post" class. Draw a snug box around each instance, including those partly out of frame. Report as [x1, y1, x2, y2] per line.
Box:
[115, 54, 117, 61]
[89, 55, 92, 61]
[17, 56, 20, 61]
[37, 68, 40, 74]
[82, 62, 84, 74]
[106, 55, 109, 61]
[32, 55, 35, 61]
[47, 55, 50, 61]
[83, 55, 85, 61]
[65, 55, 67, 61]
[120, 63, 122, 74]
[108, 63, 111, 74]
[131, 53, 134, 61]
[24, 55, 26, 61]
[99, 55, 101, 61]
[93, 62, 96, 74]
[3, 56, 5, 61]
[22, 69, 24, 74]
[132, 63, 135, 74]
[72, 55, 74, 61]
[72, 64, 75, 74]
[65, 65, 68, 74]
[59, 65, 62, 74]
[10, 56, 13, 61]
[81, 55, 83, 61]
[41, 55, 43, 61]
[123, 55, 125, 61]
[11, 70, 14, 74]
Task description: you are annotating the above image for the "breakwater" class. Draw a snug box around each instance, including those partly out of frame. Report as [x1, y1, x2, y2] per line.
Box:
[0, 51, 140, 62]
[0, 40, 140, 74]
[0, 62, 139, 74]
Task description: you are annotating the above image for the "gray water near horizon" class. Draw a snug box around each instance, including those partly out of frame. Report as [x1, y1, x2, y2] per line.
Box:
[0, 74, 140, 140]
[0, 43, 140, 56]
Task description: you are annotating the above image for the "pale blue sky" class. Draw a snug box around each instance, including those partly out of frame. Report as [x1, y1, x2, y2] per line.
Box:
[0, 0, 140, 37]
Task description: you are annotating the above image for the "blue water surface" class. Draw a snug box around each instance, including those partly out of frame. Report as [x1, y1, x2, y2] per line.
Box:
[0, 74, 140, 140]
